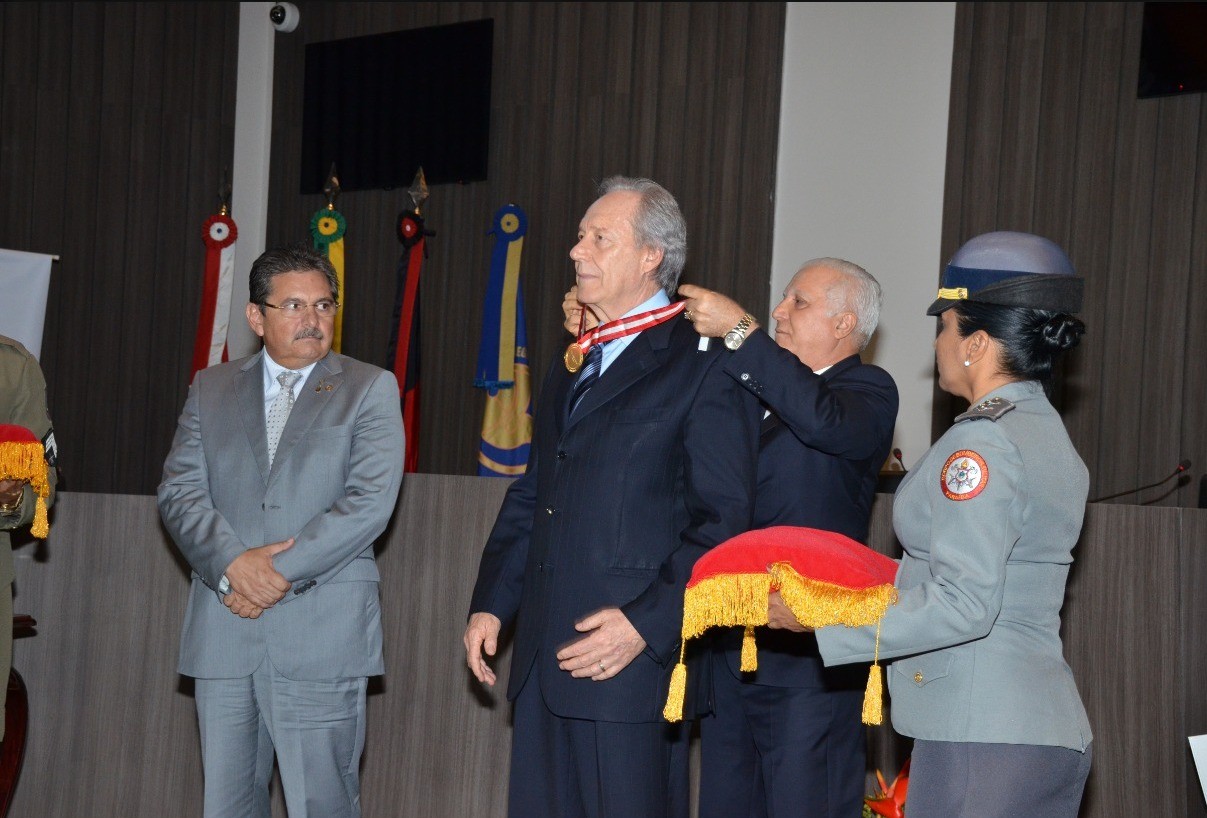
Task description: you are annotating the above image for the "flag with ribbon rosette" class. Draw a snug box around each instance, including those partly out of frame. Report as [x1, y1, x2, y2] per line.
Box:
[388, 210, 430, 474]
[474, 204, 533, 476]
[311, 206, 346, 352]
[192, 210, 237, 381]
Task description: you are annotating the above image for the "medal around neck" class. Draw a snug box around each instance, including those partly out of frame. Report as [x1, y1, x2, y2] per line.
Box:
[563, 300, 688, 373]
[564, 343, 584, 373]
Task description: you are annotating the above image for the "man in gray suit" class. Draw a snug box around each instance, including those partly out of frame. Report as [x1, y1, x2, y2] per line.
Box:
[159, 245, 404, 818]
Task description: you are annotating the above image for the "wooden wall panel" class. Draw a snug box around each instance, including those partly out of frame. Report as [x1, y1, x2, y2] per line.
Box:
[1062, 5, 1125, 458]
[938, 2, 1206, 506]
[11, 488, 1204, 816]
[264, 2, 785, 477]
[1182, 510, 1207, 815]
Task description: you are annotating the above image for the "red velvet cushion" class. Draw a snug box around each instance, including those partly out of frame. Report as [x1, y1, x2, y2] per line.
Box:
[688, 526, 898, 590]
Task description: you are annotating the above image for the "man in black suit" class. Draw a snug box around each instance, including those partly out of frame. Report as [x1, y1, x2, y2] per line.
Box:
[679, 258, 899, 818]
[464, 176, 759, 818]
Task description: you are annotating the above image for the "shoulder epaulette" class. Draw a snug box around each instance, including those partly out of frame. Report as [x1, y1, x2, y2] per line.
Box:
[954, 396, 1016, 423]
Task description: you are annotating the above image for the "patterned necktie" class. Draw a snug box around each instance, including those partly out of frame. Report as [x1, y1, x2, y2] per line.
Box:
[569, 343, 604, 417]
[267, 370, 302, 465]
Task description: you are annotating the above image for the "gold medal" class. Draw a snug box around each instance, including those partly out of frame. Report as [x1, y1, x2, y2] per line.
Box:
[564, 343, 584, 372]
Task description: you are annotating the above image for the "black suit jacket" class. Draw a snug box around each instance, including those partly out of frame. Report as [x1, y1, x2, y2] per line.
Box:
[715, 331, 899, 688]
[470, 314, 760, 723]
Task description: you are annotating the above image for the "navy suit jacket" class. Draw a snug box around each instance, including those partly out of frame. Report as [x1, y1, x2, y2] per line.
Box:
[714, 331, 898, 688]
[470, 314, 760, 723]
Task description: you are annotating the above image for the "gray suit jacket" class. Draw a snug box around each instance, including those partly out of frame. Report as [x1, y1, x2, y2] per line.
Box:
[158, 349, 404, 681]
[816, 380, 1092, 751]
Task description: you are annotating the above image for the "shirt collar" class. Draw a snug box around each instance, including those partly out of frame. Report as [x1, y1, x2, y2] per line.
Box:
[262, 351, 318, 391]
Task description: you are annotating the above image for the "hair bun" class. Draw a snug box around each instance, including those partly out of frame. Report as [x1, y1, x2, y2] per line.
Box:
[1040, 314, 1085, 351]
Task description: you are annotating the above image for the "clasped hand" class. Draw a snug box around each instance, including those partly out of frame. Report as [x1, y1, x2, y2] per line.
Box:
[222, 538, 294, 619]
[555, 608, 645, 681]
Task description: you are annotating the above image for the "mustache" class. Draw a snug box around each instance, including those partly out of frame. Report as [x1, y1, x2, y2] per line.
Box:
[293, 327, 324, 340]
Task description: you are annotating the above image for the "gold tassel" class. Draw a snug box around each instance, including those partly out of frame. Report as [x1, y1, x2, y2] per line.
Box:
[863, 662, 883, 725]
[663, 660, 688, 723]
[31, 496, 49, 539]
[740, 625, 758, 672]
[861, 614, 886, 725]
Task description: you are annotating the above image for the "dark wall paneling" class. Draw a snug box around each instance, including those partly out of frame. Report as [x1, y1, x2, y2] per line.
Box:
[0, 2, 239, 495]
[938, 2, 1207, 506]
[264, 2, 786, 477]
[0, 1, 782, 492]
[13, 487, 1205, 815]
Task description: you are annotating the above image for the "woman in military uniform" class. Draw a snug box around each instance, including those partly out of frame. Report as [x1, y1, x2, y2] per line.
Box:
[805, 231, 1093, 816]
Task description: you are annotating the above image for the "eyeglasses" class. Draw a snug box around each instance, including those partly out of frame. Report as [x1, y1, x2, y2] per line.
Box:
[262, 299, 340, 317]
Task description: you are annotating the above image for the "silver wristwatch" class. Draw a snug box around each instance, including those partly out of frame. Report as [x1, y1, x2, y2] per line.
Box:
[723, 313, 756, 351]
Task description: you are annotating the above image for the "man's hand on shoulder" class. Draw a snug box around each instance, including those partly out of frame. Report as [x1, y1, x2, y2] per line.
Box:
[556, 608, 646, 681]
[677, 284, 758, 338]
[464, 612, 502, 686]
[225, 538, 294, 609]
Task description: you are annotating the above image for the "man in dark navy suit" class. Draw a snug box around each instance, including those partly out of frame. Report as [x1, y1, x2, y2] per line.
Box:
[464, 176, 759, 818]
[679, 258, 899, 818]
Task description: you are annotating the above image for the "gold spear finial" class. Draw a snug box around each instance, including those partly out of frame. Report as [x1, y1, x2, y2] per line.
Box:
[218, 167, 232, 216]
[408, 167, 429, 215]
[323, 163, 341, 211]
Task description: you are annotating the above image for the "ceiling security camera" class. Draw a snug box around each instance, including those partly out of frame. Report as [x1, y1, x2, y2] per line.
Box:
[270, 3, 299, 33]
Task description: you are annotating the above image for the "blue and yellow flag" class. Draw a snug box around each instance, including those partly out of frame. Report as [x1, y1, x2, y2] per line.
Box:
[475, 204, 533, 476]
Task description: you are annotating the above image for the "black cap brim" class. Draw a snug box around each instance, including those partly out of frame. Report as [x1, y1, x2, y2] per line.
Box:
[925, 274, 1084, 316]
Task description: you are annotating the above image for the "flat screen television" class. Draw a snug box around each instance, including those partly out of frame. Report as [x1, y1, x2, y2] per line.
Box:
[1138, 3, 1207, 99]
[300, 18, 493, 192]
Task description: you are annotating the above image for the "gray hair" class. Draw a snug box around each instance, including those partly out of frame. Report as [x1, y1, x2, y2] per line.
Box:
[598, 176, 687, 294]
[248, 245, 339, 308]
[800, 257, 882, 350]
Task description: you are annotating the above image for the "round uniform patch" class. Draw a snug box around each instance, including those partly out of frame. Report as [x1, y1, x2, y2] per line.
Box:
[940, 450, 989, 501]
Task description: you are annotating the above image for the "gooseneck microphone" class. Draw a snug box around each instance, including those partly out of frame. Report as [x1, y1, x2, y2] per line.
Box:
[892, 448, 907, 471]
[1089, 459, 1192, 503]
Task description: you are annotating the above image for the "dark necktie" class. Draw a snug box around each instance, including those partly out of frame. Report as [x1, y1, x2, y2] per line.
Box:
[569, 343, 604, 417]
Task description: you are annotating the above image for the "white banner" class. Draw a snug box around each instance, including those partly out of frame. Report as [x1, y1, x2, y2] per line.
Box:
[1191, 735, 1207, 802]
[0, 248, 54, 359]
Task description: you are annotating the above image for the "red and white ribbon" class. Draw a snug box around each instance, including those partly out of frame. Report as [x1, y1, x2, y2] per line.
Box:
[570, 300, 687, 355]
[192, 213, 238, 379]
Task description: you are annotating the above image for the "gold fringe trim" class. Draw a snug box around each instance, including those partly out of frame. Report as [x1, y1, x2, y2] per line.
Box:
[740, 625, 758, 672]
[681, 573, 772, 639]
[0, 442, 51, 539]
[769, 563, 897, 628]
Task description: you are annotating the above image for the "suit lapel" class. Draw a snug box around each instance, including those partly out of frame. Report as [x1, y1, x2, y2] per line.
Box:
[564, 317, 674, 430]
[236, 351, 271, 481]
[270, 352, 344, 478]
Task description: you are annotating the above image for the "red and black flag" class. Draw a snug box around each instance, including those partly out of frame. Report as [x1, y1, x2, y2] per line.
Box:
[388, 208, 432, 473]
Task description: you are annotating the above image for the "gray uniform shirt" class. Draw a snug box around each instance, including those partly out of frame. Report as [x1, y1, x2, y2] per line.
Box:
[816, 380, 1092, 751]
